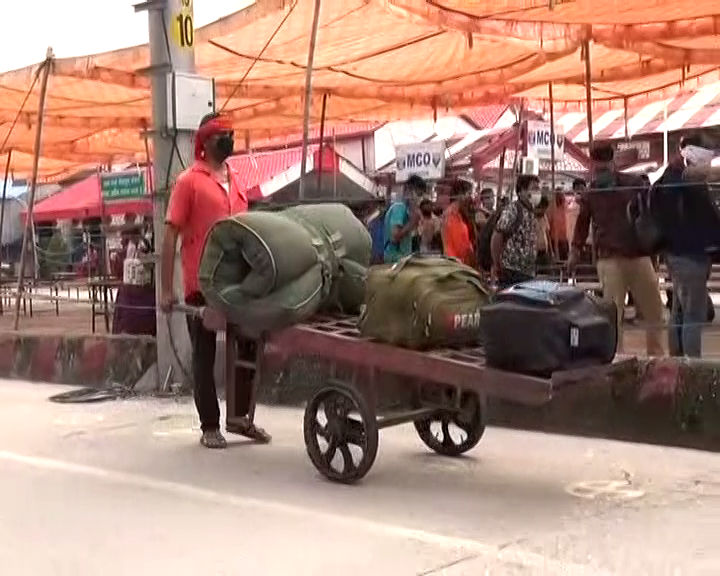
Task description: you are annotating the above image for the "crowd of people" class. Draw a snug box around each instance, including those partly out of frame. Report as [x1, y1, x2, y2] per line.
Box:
[377, 135, 720, 360]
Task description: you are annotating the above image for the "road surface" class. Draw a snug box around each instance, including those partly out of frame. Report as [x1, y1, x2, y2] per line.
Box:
[0, 380, 719, 575]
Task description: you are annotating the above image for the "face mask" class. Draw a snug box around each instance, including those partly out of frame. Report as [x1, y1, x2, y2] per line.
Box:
[213, 134, 234, 162]
[681, 144, 714, 168]
[530, 192, 542, 207]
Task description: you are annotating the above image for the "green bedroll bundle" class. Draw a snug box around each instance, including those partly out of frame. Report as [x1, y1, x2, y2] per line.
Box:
[199, 203, 371, 338]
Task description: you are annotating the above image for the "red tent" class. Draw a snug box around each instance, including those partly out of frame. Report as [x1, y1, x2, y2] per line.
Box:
[24, 173, 152, 222]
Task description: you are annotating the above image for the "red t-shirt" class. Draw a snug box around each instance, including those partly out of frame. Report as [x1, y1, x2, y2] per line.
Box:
[442, 203, 475, 267]
[166, 160, 248, 297]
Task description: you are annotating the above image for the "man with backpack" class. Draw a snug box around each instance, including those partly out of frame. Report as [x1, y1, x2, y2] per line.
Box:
[488, 175, 541, 289]
[570, 144, 664, 356]
[383, 175, 425, 263]
[650, 135, 720, 357]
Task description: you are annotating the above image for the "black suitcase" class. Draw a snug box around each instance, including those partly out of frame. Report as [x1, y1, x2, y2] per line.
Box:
[480, 281, 617, 377]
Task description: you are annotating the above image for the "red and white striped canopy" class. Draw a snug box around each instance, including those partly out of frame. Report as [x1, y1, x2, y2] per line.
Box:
[555, 82, 720, 144]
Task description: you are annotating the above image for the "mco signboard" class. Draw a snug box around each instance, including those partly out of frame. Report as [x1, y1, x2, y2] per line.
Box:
[395, 142, 446, 182]
[526, 120, 565, 160]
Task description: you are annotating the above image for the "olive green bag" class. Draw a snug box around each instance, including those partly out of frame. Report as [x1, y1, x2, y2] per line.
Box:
[358, 255, 492, 349]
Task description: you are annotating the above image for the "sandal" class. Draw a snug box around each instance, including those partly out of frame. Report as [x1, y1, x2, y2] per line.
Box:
[200, 429, 228, 449]
[226, 417, 272, 444]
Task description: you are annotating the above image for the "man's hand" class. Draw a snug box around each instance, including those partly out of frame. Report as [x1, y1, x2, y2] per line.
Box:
[567, 248, 580, 276]
[160, 290, 177, 314]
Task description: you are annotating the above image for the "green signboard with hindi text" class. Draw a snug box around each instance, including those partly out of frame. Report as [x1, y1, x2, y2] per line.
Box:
[101, 171, 146, 201]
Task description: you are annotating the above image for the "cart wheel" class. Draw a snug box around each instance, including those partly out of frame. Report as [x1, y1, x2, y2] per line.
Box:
[303, 384, 378, 484]
[414, 392, 486, 457]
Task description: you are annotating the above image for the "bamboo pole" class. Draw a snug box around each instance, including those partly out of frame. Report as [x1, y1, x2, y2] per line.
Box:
[663, 102, 669, 165]
[497, 147, 506, 202]
[316, 92, 328, 195]
[510, 100, 525, 197]
[583, 40, 594, 148]
[13, 50, 53, 330]
[0, 149, 12, 267]
[623, 97, 629, 141]
[548, 82, 556, 192]
[333, 128, 338, 199]
[299, 0, 322, 201]
[0, 149, 11, 315]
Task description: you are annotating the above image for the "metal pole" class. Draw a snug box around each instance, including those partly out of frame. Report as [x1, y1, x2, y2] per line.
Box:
[316, 92, 327, 195]
[583, 40, 594, 148]
[299, 0, 322, 201]
[137, 0, 195, 385]
[548, 82, 556, 192]
[13, 52, 52, 330]
[0, 149, 12, 272]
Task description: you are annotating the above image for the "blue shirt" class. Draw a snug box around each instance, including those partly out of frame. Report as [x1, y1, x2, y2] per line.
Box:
[383, 201, 412, 263]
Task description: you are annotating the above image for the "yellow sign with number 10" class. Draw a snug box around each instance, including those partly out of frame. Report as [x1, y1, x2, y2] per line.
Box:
[174, 0, 194, 49]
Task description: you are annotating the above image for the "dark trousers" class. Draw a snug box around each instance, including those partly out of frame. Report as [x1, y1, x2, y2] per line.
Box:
[185, 293, 220, 432]
[536, 250, 551, 272]
[667, 255, 711, 358]
[555, 239, 569, 262]
[498, 268, 534, 291]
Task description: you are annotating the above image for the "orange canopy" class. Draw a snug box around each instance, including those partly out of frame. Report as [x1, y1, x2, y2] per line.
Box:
[1, 0, 718, 179]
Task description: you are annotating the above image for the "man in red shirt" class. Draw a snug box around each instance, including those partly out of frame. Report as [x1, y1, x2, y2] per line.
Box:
[161, 113, 248, 449]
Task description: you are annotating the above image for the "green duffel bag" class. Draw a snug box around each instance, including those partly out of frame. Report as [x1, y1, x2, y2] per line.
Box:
[358, 255, 492, 349]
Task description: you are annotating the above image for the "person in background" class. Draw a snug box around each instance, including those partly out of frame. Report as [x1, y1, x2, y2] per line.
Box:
[367, 198, 388, 264]
[549, 186, 569, 261]
[442, 178, 477, 266]
[534, 196, 553, 271]
[567, 178, 594, 265]
[569, 144, 664, 356]
[418, 198, 442, 254]
[383, 175, 425, 263]
[475, 187, 495, 232]
[143, 215, 154, 253]
[491, 175, 541, 289]
[653, 135, 720, 357]
[161, 112, 255, 449]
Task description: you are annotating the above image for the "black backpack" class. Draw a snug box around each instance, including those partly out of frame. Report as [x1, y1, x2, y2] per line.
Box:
[477, 205, 522, 272]
[627, 184, 665, 254]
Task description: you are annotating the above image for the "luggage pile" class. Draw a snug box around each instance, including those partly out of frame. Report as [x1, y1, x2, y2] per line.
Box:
[199, 203, 371, 338]
[201, 204, 618, 376]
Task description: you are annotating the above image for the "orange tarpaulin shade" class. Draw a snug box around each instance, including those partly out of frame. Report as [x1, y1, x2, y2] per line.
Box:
[1, 0, 718, 179]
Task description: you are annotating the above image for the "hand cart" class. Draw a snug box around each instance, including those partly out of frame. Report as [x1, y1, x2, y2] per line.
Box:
[193, 308, 635, 484]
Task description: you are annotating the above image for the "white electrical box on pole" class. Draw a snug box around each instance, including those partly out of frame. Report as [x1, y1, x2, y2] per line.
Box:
[135, 0, 209, 388]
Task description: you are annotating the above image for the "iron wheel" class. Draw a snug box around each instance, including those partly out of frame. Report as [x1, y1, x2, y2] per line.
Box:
[414, 392, 485, 457]
[303, 383, 379, 484]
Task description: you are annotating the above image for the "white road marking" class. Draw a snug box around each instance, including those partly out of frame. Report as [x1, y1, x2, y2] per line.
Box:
[0, 449, 608, 575]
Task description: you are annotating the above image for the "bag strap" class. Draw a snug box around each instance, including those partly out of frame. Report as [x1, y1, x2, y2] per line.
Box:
[437, 269, 492, 296]
[389, 253, 461, 277]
